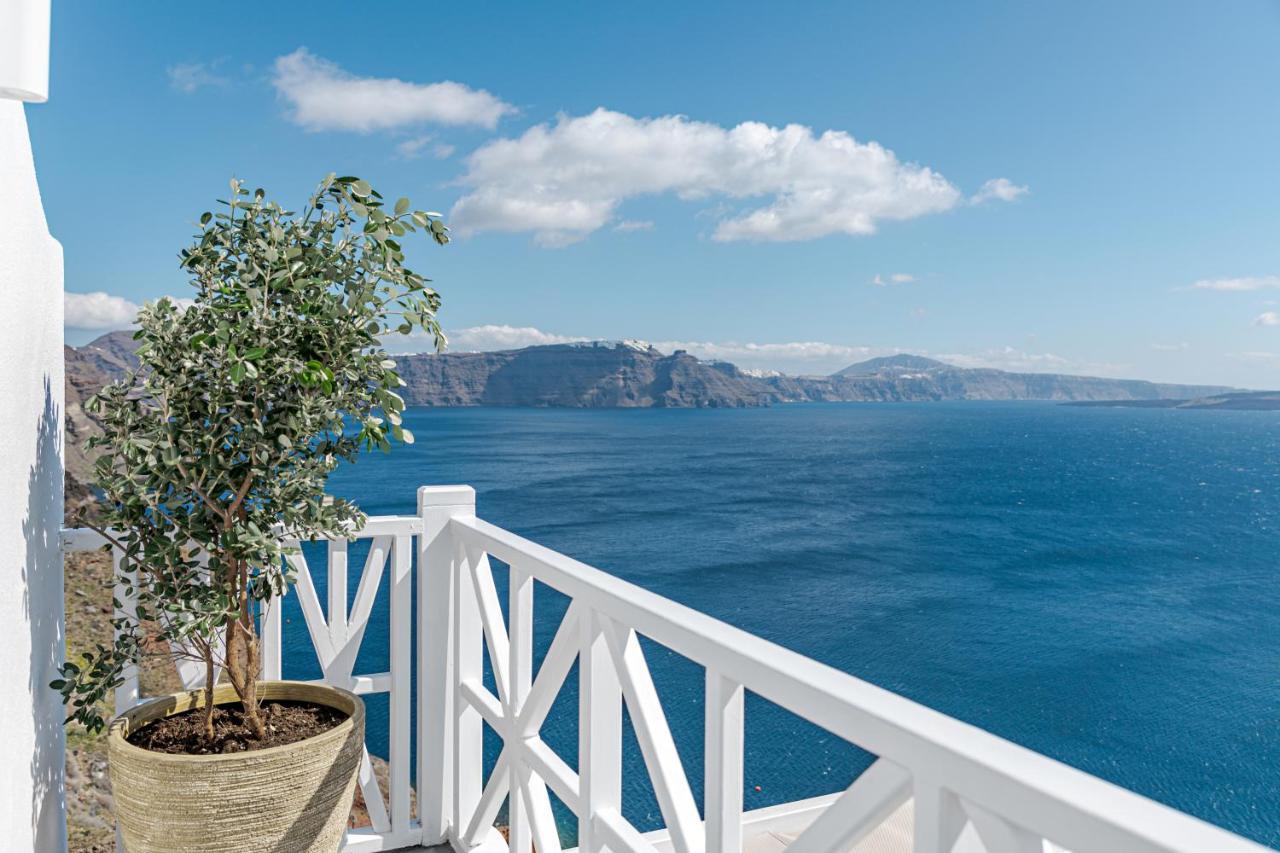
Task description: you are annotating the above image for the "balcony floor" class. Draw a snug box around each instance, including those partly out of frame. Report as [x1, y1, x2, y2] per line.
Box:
[636, 793, 1067, 853]
[739, 797, 912, 853]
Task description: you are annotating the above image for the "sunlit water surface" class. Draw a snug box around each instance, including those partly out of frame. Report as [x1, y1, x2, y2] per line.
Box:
[277, 403, 1279, 844]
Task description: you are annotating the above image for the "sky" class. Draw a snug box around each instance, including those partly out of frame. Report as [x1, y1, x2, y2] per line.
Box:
[29, 1, 1280, 387]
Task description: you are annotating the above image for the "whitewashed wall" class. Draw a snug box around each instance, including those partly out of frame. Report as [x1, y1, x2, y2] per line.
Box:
[0, 0, 67, 848]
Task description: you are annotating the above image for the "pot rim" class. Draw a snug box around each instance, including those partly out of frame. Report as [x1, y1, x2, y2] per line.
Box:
[107, 679, 364, 765]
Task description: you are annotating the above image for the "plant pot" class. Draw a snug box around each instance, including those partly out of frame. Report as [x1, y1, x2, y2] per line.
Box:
[107, 680, 364, 853]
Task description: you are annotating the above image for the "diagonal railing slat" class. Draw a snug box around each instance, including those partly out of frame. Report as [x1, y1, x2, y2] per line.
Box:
[515, 599, 583, 737]
[467, 546, 512, 706]
[965, 800, 1045, 853]
[784, 759, 912, 853]
[517, 763, 563, 853]
[603, 618, 703, 853]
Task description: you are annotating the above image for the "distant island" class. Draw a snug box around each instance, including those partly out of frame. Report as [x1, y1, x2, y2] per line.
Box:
[70, 329, 1240, 410]
[396, 344, 1241, 407]
[62, 330, 1270, 513]
[1065, 391, 1280, 411]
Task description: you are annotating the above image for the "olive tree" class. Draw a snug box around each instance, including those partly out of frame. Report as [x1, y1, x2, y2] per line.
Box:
[54, 175, 448, 741]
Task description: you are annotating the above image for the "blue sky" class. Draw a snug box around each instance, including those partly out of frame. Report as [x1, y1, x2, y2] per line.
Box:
[31, 1, 1280, 386]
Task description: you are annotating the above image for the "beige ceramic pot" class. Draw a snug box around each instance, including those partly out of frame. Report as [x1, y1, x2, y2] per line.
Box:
[107, 680, 363, 853]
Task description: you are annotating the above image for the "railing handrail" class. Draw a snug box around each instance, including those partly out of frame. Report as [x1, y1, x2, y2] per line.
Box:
[451, 514, 1268, 853]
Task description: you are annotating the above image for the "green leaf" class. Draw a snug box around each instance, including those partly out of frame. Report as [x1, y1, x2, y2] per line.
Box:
[395, 197, 410, 215]
[243, 347, 267, 361]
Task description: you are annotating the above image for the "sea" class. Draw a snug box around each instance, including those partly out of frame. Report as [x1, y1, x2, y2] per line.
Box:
[276, 402, 1279, 846]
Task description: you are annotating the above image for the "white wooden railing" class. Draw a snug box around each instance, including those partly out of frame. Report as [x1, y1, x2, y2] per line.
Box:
[62, 514, 421, 853]
[62, 485, 1269, 853]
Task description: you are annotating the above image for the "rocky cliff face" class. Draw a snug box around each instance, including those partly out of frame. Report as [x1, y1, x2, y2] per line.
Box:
[395, 347, 1234, 407]
[66, 333, 1237, 421]
[63, 332, 140, 515]
[58, 333, 1245, 518]
[397, 342, 777, 407]
[771, 354, 1233, 403]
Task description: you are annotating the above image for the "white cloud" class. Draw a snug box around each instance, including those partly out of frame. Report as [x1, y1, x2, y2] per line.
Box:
[396, 135, 434, 159]
[451, 108, 994, 245]
[65, 291, 193, 329]
[396, 136, 459, 160]
[167, 61, 229, 94]
[1228, 351, 1280, 367]
[65, 291, 140, 329]
[970, 177, 1029, 204]
[384, 324, 587, 354]
[1191, 275, 1280, 292]
[938, 347, 1070, 371]
[872, 272, 915, 286]
[1255, 311, 1279, 327]
[384, 320, 1159, 379]
[614, 219, 654, 233]
[449, 324, 585, 351]
[937, 346, 1125, 376]
[384, 322, 887, 372]
[272, 48, 515, 132]
[1151, 342, 1190, 352]
[652, 339, 889, 373]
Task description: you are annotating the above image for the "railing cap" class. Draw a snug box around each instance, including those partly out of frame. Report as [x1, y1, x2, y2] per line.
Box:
[417, 485, 476, 512]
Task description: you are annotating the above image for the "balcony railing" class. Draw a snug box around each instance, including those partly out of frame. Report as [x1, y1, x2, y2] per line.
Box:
[61, 485, 1268, 853]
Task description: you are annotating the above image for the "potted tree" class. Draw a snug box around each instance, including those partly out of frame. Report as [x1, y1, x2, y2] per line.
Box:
[53, 175, 448, 852]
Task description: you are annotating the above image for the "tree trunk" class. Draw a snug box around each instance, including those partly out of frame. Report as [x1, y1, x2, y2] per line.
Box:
[241, 624, 264, 740]
[224, 616, 267, 741]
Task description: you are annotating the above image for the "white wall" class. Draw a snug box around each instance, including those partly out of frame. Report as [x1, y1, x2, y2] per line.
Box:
[0, 97, 67, 852]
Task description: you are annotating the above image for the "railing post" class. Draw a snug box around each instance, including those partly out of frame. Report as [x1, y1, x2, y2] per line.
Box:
[390, 533, 413, 836]
[914, 779, 966, 853]
[259, 590, 282, 681]
[418, 485, 477, 848]
[579, 609, 622, 853]
[704, 670, 744, 853]
[508, 566, 534, 853]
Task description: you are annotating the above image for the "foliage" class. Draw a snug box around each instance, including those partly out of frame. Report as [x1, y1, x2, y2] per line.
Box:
[53, 175, 448, 739]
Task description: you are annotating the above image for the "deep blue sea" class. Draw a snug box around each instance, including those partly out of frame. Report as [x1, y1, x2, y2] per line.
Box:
[278, 403, 1279, 845]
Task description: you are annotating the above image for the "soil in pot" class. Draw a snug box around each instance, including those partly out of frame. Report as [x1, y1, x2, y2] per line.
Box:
[127, 700, 348, 755]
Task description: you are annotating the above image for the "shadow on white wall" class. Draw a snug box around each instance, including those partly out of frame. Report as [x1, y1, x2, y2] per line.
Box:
[22, 378, 66, 850]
